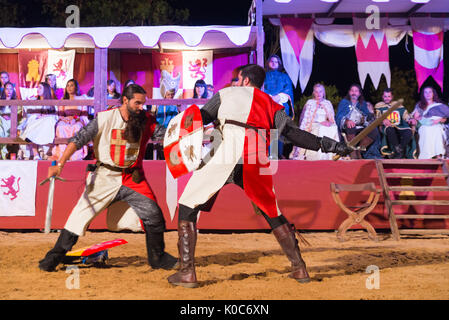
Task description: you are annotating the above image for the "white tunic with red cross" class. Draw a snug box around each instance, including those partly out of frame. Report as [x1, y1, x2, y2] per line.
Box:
[178, 86, 284, 218]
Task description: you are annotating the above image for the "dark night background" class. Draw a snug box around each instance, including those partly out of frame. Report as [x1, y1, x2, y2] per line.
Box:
[2, 0, 448, 104]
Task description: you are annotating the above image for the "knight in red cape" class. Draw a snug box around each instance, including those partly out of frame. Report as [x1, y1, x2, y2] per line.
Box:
[39, 84, 177, 272]
[167, 64, 353, 288]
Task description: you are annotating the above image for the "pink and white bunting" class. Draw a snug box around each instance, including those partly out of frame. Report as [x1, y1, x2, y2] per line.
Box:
[279, 18, 314, 92]
[353, 17, 391, 89]
[411, 18, 445, 91]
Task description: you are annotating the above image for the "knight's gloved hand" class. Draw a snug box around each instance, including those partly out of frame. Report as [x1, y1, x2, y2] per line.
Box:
[320, 136, 354, 156]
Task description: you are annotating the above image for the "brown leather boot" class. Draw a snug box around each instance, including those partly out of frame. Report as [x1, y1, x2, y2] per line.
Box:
[167, 220, 198, 288]
[272, 223, 311, 283]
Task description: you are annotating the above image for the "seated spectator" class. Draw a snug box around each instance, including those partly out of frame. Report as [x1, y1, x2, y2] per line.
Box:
[51, 79, 89, 161]
[0, 71, 11, 97]
[264, 54, 295, 159]
[45, 74, 64, 99]
[0, 82, 22, 159]
[107, 80, 120, 99]
[18, 82, 58, 160]
[206, 84, 214, 99]
[106, 80, 120, 110]
[193, 79, 208, 99]
[409, 86, 449, 159]
[335, 84, 379, 159]
[122, 79, 135, 95]
[264, 54, 294, 117]
[291, 83, 339, 160]
[375, 88, 415, 159]
[147, 72, 180, 160]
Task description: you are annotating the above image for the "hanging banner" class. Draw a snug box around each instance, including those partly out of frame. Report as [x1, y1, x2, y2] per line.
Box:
[151, 52, 183, 99]
[46, 49, 76, 90]
[353, 17, 391, 89]
[411, 17, 445, 90]
[0, 161, 37, 216]
[18, 50, 48, 100]
[182, 50, 213, 92]
[278, 18, 314, 93]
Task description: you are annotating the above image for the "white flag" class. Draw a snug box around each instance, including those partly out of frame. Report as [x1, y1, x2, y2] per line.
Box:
[47, 49, 76, 90]
[0, 161, 37, 216]
[182, 50, 213, 90]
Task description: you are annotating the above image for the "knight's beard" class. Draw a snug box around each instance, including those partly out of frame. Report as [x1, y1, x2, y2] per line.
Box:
[124, 105, 146, 143]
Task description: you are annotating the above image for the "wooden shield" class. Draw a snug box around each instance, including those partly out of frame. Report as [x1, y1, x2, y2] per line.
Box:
[163, 104, 203, 179]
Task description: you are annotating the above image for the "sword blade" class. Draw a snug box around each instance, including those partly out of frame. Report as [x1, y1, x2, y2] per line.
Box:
[333, 99, 404, 161]
[44, 177, 55, 234]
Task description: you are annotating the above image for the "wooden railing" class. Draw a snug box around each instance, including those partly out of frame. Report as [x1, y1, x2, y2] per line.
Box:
[0, 98, 209, 145]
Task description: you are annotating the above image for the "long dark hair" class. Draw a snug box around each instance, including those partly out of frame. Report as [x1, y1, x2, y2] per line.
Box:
[0, 82, 17, 100]
[39, 82, 56, 113]
[39, 82, 52, 100]
[266, 54, 284, 72]
[418, 86, 442, 110]
[344, 83, 365, 104]
[122, 84, 147, 143]
[193, 79, 208, 98]
[63, 79, 81, 99]
[107, 79, 120, 98]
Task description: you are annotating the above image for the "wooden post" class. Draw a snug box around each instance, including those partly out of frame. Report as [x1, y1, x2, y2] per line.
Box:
[94, 47, 108, 114]
[10, 105, 18, 139]
[255, 0, 264, 68]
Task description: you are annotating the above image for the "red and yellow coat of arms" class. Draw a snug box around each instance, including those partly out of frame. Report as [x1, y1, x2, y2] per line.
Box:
[110, 129, 141, 167]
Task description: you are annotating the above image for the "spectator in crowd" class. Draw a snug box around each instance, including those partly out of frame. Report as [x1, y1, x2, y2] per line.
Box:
[291, 83, 339, 160]
[264, 54, 295, 159]
[51, 79, 89, 161]
[335, 84, 379, 159]
[122, 79, 135, 95]
[375, 88, 415, 159]
[106, 80, 120, 110]
[0, 82, 21, 159]
[107, 80, 120, 99]
[264, 54, 294, 117]
[147, 73, 181, 160]
[18, 82, 58, 160]
[0, 71, 10, 97]
[193, 79, 208, 99]
[45, 74, 64, 99]
[206, 84, 214, 99]
[409, 86, 449, 159]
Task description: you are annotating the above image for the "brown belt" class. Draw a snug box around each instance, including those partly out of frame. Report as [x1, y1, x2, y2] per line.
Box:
[96, 162, 143, 183]
[223, 119, 268, 143]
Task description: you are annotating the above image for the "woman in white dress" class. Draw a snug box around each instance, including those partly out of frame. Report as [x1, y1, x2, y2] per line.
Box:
[409, 86, 449, 159]
[0, 82, 22, 159]
[19, 82, 58, 160]
[291, 83, 339, 160]
[51, 79, 89, 161]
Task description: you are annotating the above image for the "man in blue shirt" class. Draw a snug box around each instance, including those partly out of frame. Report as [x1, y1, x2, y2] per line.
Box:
[335, 84, 379, 159]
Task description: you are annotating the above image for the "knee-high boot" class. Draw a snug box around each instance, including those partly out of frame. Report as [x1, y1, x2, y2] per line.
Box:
[167, 220, 198, 288]
[272, 223, 311, 283]
[38, 229, 79, 272]
[145, 231, 178, 270]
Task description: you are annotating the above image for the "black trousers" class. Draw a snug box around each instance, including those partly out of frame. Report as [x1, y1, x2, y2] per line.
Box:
[384, 127, 413, 149]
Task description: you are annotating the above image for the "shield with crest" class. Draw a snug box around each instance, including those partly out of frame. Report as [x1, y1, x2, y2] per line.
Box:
[163, 104, 203, 179]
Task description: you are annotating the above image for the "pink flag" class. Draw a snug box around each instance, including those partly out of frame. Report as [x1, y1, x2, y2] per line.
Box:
[279, 18, 314, 92]
[411, 18, 444, 90]
[353, 17, 391, 89]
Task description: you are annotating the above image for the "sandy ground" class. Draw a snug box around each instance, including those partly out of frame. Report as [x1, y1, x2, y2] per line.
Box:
[1, 229, 448, 300]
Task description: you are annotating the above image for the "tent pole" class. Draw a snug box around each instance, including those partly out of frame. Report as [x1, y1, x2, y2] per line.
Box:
[94, 47, 108, 114]
[256, 0, 264, 67]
